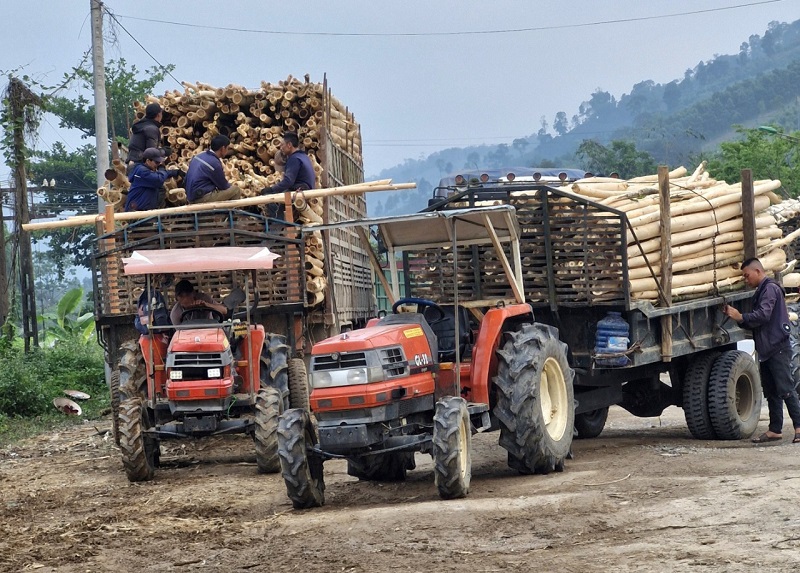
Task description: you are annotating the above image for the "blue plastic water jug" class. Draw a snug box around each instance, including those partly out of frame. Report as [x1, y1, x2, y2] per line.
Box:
[595, 311, 629, 367]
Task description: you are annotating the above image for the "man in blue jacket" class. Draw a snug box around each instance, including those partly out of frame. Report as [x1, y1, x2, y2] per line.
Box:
[261, 131, 315, 218]
[723, 257, 800, 444]
[124, 148, 180, 212]
[185, 135, 242, 204]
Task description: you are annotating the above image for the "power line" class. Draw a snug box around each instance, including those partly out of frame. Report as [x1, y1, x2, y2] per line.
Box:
[113, 0, 786, 37]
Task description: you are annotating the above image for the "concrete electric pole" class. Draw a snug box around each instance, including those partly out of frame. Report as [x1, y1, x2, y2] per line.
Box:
[91, 0, 109, 211]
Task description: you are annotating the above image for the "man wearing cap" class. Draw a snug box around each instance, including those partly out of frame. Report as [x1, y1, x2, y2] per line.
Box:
[125, 148, 181, 212]
[185, 134, 242, 204]
[127, 102, 164, 174]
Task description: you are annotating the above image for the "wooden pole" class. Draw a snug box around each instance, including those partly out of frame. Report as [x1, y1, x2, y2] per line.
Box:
[741, 169, 757, 262]
[658, 165, 672, 362]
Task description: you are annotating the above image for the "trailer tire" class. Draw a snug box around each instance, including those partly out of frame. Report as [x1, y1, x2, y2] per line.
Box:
[708, 350, 762, 440]
[432, 396, 472, 499]
[288, 358, 310, 410]
[110, 370, 121, 446]
[119, 398, 158, 482]
[278, 408, 325, 509]
[254, 387, 282, 473]
[494, 323, 575, 475]
[788, 302, 800, 390]
[118, 340, 146, 399]
[347, 453, 415, 482]
[574, 407, 609, 439]
[682, 352, 720, 440]
[262, 335, 290, 410]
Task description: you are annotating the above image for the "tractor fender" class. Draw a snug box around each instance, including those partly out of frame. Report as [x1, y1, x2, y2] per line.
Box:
[138, 334, 168, 398]
[469, 305, 533, 405]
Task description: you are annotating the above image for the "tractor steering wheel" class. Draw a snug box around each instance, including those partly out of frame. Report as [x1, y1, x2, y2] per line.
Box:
[180, 306, 225, 323]
[391, 297, 446, 324]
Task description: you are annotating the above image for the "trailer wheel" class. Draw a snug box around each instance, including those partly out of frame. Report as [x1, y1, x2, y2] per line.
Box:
[119, 398, 158, 482]
[432, 396, 472, 499]
[254, 387, 282, 473]
[118, 340, 146, 399]
[682, 352, 720, 440]
[574, 407, 609, 439]
[277, 408, 325, 509]
[788, 302, 800, 390]
[708, 350, 762, 440]
[288, 358, 310, 410]
[494, 323, 575, 474]
[347, 453, 415, 482]
[262, 334, 290, 409]
[110, 370, 121, 446]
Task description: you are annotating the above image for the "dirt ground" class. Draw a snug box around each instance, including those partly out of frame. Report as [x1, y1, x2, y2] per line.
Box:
[2, 403, 800, 573]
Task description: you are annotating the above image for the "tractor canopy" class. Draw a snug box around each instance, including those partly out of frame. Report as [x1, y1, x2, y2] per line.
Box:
[121, 246, 280, 275]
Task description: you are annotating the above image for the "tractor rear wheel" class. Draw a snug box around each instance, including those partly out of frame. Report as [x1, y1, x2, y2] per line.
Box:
[682, 352, 720, 440]
[118, 340, 146, 399]
[708, 350, 762, 440]
[432, 396, 471, 499]
[278, 408, 325, 509]
[288, 358, 310, 410]
[788, 302, 800, 390]
[262, 334, 290, 409]
[574, 407, 609, 439]
[254, 387, 282, 473]
[494, 323, 575, 474]
[110, 370, 121, 445]
[119, 398, 158, 482]
[347, 453, 415, 482]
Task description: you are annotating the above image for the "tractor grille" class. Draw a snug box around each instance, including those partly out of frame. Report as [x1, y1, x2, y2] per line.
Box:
[380, 347, 407, 378]
[171, 352, 226, 381]
[313, 352, 368, 371]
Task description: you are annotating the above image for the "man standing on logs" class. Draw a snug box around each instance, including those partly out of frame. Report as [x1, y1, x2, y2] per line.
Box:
[723, 258, 800, 444]
[185, 135, 243, 204]
[261, 131, 315, 218]
[125, 148, 181, 212]
[127, 103, 164, 175]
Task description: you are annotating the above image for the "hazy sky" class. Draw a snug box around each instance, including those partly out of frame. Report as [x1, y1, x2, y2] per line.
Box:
[1, 0, 798, 184]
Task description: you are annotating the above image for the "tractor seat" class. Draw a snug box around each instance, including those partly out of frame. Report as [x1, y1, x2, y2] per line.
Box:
[423, 305, 472, 361]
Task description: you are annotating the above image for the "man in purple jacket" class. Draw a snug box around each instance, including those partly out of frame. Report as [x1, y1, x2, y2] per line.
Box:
[185, 135, 242, 204]
[124, 148, 180, 212]
[723, 257, 800, 444]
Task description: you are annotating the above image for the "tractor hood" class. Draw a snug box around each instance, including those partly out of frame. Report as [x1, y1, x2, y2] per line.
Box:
[170, 327, 230, 353]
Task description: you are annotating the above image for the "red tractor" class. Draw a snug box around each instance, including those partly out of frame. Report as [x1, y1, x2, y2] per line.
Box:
[115, 246, 309, 481]
[277, 206, 575, 508]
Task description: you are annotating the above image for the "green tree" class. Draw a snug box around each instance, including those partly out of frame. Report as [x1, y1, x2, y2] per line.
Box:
[575, 139, 657, 178]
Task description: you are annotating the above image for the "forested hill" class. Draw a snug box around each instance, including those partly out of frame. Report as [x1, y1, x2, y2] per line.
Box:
[368, 18, 800, 217]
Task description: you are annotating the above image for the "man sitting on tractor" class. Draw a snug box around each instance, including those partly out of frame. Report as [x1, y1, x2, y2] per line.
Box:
[170, 279, 228, 325]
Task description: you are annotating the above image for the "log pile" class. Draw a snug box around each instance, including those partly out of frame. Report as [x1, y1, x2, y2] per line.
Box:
[567, 162, 793, 301]
[97, 75, 362, 212]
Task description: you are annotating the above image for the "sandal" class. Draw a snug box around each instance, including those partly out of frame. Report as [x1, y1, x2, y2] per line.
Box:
[793, 433, 800, 444]
[752, 432, 782, 443]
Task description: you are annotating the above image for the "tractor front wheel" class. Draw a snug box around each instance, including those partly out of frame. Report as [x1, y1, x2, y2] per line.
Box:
[262, 334, 290, 409]
[119, 398, 158, 482]
[432, 396, 472, 499]
[494, 323, 575, 474]
[277, 408, 325, 509]
[288, 358, 310, 410]
[254, 387, 282, 473]
[347, 453, 415, 482]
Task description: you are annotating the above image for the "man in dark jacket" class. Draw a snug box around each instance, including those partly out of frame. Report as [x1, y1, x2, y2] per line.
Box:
[723, 257, 800, 443]
[124, 148, 180, 212]
[127, 102, 163, 174]
[184, 135, 242, 203]
[261, 131, 315, 218]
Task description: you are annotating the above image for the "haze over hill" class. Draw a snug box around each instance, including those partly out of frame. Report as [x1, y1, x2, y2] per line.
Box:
[368, 18, 800, 217]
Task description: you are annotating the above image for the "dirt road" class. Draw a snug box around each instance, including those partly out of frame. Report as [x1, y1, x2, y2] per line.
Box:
[2, 405, 799, 573]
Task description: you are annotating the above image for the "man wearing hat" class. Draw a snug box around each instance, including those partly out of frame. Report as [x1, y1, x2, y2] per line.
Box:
[127, 102, 164, 174]
[124, 147, 181, 212]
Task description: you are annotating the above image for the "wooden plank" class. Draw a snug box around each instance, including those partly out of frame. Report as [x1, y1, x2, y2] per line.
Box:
[659, 165, 673, 362]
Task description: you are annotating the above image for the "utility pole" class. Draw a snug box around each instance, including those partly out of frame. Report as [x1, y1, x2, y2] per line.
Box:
[91, 0, 109, 211]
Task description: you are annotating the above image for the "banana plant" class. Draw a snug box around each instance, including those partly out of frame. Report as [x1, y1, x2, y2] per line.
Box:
[37, 287, 95, 344]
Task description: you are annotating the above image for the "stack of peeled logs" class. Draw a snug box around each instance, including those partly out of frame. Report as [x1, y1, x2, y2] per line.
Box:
[97, 75, 362, 210]
[567, 162, 800, 302]
[292, 193, 327, 306]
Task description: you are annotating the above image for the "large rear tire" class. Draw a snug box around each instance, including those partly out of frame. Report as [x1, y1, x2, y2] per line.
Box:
[119, 398, 158, 482]
[574, 407, 609, 439]
[432, 396, 472, 499]
[278, 408, 325, 509]
[682, 352, 720, 440]
[494, 323, 575, 474]
[262, 334, 290, 410]
[118, 340, 146, 399]
[788, 302, 800, 390]
[347, 453, 415, 482]
[110, 370, 121, 446]
[254, 387, 282, 473]
[288, 358, 310, 410]
[708, 350, 762, 440]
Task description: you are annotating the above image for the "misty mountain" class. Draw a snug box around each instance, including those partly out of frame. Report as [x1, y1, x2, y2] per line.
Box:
[367, 18, 800, 217]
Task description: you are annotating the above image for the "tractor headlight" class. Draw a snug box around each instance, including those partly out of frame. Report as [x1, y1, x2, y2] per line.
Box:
[311, 366, 384, 389]
[346, 368, 367, 385]
[312, 371, 333, 389]
[170, 370, 183, 380]
[207, 368, 221, 379]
